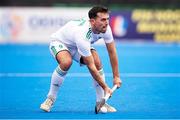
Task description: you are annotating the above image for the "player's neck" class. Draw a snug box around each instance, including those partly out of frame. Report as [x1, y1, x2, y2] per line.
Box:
[91, 26, 100, 34]
[89, 20, 100, 34]
[92, 28, 100, 34]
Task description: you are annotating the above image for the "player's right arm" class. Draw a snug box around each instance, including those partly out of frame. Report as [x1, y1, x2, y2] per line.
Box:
[82, 55, 112, 95]
[80, 51, 112, 95]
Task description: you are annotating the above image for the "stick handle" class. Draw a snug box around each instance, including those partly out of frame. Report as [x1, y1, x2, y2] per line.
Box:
[104, 85, 118, 101]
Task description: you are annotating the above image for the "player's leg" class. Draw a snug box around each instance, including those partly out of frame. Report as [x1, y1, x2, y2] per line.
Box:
[47, 50, 72, 100]
[91, 49, 104, 102]
[40, 41, 72, 112]
[91, 49, 116, 113]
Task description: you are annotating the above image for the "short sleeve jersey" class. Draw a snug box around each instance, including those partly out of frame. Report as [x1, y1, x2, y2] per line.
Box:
[50, 18, 114, 57]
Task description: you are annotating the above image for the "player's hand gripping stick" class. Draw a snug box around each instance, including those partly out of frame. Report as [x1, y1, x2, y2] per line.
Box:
[95, 85, 118, 114]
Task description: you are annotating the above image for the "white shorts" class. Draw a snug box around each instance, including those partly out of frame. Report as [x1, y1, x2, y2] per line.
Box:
[49, 40, 95, 65]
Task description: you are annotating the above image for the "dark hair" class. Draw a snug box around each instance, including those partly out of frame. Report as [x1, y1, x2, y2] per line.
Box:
[88, 6, 109, 19]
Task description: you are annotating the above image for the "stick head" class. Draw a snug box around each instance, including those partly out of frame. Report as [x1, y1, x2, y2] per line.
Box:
[95, 85, 118, 114]
[95, 98, 105, 114]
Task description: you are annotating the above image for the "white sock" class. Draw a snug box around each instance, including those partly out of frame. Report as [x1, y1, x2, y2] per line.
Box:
[47, 66, 67, 100]
[93, 68, 105, 102]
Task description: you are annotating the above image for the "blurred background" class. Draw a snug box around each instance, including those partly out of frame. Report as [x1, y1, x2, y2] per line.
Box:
[1, 0, 180, 8]
[0, 0, 180, 43]
[0, 0, 180, 119]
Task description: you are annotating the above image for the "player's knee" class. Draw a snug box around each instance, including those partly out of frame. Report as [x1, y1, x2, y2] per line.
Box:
[60, 59, 72, 71]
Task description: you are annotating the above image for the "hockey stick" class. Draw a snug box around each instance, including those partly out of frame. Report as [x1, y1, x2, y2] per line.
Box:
[95, 84, 118, 114]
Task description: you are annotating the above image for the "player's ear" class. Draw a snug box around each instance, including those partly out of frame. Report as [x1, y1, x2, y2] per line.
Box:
[89, 18, 96, 25]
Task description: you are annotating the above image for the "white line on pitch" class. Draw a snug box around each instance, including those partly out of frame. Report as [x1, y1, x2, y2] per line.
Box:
[0, 73, 180, 77]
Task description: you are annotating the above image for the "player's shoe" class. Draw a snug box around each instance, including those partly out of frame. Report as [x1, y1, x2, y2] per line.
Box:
[40, 96, 55, 112]
[95, 102, 117, 113]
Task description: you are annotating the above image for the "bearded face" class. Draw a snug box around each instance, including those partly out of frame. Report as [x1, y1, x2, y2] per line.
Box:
[91, 12, 109, 34]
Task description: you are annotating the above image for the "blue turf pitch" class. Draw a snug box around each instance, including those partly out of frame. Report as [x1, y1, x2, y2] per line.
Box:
[0, 42, 180, 119]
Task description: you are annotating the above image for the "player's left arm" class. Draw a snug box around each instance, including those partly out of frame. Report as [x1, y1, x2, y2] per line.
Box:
[105, 41, 122, 88]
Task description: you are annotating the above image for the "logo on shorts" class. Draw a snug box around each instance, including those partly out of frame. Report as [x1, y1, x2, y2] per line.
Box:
[59, 44, 63, 48]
